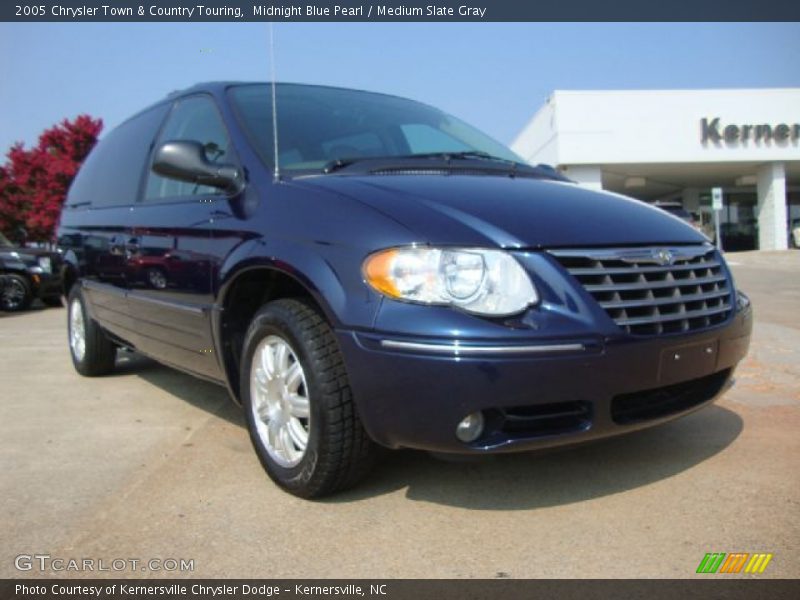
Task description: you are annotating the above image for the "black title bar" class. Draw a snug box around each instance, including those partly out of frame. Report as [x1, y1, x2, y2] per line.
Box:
[3, 0, 800, 22]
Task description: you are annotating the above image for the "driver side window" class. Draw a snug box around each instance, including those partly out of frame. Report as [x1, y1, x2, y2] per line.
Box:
[145, 96, 232, 201]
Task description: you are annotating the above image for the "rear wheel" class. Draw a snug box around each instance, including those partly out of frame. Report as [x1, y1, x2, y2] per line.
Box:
[0, 273, 32, 311]
[67, 285, 117, 376]
[240, 298, 376, 498]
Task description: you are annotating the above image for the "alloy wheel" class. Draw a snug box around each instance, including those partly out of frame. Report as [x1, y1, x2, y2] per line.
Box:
[1, 277, 26, 310]
[249, 335, 311, 468]
[69, 299, 86, 361]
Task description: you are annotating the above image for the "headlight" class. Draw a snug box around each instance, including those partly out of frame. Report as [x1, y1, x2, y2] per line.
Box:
[363, 246, 538, 316]
[37, 256, 52, 273]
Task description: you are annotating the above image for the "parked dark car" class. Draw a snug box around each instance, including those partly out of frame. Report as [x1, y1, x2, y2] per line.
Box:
[0, 231, 64, 311]
[721, 221, 759, 252]
[57, 82, 752, 497]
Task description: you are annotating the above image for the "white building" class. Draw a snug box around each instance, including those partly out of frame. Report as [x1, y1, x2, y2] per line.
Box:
[511, 89, 800, 251]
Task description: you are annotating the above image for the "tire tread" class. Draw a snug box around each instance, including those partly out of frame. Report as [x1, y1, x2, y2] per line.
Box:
[243, 298, 376, 497]
[68, 285, 116, 377]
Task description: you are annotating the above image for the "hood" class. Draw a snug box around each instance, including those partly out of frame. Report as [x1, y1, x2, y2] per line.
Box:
[296, 174, 707, 249]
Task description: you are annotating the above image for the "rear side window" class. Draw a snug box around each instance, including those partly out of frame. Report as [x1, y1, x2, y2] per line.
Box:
[66, 104, 169, 208]
[144, 95, 232, 201]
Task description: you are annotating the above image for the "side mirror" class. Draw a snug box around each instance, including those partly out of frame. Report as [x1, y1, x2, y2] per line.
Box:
[152, 140, 245, 195]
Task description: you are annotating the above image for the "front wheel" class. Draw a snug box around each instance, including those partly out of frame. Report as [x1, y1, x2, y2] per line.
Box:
[145, 267, 167, 290]
[241, 298, 376, 498]
[67, 285, 117, 376]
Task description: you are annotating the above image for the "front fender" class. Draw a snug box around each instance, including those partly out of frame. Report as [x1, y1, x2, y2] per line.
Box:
[212, 237, 383, 403]
[217, 237, 381, 330]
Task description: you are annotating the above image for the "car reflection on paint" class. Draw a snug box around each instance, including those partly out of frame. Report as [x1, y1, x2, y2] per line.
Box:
[127, 247, 211, 291]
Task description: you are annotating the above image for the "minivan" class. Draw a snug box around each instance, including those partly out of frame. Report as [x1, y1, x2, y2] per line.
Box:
[57, 82, 752, 497]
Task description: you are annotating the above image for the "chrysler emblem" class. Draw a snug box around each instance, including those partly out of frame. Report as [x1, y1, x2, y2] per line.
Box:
[654, 248, 675, 265]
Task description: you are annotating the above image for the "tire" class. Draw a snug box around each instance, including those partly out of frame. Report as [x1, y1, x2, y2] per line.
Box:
[42, 295, 63, 307]
[0, 273, 32, 311]
[240, 298, 376, 498]
[67, 285, 117, 376]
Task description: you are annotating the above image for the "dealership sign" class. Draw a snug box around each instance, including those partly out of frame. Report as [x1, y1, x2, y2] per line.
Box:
[702, 117, 800, 143]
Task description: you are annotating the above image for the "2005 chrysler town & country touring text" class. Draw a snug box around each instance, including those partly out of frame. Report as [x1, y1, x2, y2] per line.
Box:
[57, 82, 752, 497]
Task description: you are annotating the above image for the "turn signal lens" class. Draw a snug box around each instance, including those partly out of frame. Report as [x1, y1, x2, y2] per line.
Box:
[363, 248, 401, 298]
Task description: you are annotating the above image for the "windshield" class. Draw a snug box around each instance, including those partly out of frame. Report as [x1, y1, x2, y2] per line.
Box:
[228, 84, 524, 173]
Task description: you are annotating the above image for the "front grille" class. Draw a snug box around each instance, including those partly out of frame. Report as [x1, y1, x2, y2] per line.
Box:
[550, 245, 733, 336]
[611, 369, 731, 424]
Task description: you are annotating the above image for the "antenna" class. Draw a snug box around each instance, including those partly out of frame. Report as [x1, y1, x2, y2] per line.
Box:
[269, 22, 280, 181]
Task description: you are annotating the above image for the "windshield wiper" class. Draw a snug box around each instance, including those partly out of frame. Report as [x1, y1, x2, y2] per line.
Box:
[403, 151, 525, 176]
[403, 150, 499, 161]
[323, 157, 370, 173]
[321, 153, 565, 183]
[323, 151, 521, 174]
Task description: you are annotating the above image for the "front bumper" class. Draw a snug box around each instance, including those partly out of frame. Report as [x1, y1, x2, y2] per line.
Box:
[336, 304, 752, 453]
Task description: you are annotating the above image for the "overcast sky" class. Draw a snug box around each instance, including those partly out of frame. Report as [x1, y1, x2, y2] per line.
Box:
[1, 22, 799, 154]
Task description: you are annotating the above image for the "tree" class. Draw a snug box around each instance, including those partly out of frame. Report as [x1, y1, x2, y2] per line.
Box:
[0, 115, 102, 243]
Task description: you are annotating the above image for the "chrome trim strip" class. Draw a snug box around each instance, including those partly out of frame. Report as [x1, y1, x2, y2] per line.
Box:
[568, 260, 721, 276]
[126, 292, 206, 315]
[548, 244, 714, 263]
[379, 340, 585, 355]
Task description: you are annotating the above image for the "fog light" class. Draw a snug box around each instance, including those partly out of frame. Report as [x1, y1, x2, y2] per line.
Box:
[455, 411, 484, 443]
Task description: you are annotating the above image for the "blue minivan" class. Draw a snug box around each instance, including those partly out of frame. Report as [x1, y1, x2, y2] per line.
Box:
[57, 82, 752, 497]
